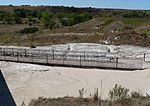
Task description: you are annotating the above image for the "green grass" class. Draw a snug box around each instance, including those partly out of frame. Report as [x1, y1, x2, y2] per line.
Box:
[143, 29, 150, 34]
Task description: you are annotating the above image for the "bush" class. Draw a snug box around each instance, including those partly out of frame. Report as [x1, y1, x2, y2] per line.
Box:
[20, 27, 39, 34]
[41, 12, 54, 28]
[30, 44, 36, 48]
[3, 12, 14, 24]
[143, 29, 150, 35]
[109, 84, 129, 102]
[131, 91, 143, 98]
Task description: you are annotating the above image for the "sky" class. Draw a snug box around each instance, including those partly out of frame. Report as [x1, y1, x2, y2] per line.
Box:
[0, 0, 150, 10]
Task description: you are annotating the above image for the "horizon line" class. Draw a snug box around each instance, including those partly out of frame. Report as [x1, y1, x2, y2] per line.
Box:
[0, 4, 150, 11]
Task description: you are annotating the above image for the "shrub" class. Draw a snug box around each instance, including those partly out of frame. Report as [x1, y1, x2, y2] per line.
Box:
[41, 12, 55, 29]
[131, 91, 143, 98]
[92, 88, 99, 102]
[3, 12, 14, 24]
[144, 103, 150, 106]
[20, 27, 39, 34]
[143, 29, 150, 35]
[109, 84, 129, 102]
[79, 88, 87, 98]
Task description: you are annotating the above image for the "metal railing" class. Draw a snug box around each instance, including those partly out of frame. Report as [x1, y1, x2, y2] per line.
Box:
[0, 47, 143, 70]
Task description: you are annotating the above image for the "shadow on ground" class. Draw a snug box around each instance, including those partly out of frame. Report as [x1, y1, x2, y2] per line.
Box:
[0, 70, 16, 106]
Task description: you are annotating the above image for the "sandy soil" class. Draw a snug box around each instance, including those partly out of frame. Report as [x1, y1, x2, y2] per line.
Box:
[1, 61, 150, 106]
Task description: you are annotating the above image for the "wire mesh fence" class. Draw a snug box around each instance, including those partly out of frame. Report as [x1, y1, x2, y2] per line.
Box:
[143, 52, 150, 62]
[0, 47, 143, 70]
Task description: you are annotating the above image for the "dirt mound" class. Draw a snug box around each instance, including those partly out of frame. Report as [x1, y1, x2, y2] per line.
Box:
[112, 31, 150, 46]
[50, 18, 105, 33]
[73, 18, 105, 31]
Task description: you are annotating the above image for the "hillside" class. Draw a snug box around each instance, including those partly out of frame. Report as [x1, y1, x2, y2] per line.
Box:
[0, 6, 149, 47]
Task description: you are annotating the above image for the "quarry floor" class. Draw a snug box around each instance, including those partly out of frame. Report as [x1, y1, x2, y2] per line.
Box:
[1, 61, 150, 106]
[1, 43, 150, 105]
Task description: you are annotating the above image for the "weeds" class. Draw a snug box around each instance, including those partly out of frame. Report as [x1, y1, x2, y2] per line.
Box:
[131, 91, 143, 98]
[92, 88, 99, 102]
[29, 84, 150, 106]
[79, 88, 87, 98]
[109, 84, 129, 102]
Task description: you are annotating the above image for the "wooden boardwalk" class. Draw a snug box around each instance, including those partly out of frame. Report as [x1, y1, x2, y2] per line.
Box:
[0, 47, 143, 70]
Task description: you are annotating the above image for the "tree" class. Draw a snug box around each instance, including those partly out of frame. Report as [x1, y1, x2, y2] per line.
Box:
[60, 18, 69, 26]
[80, 13, 93, 22]
[3, 12, 14, 24]
[9, 4, 13, 7]
[13, 9, 27, 18]
[13, 16, 22, 24]
[12, 13, 22, 24]
[0, 11, 5, 21]
[37, 12, 42, 20]
[41, 12, 55, 29]
[49, 19, 56, 30]
[72, 14, 82, 24]
[56, 12, 66, 19]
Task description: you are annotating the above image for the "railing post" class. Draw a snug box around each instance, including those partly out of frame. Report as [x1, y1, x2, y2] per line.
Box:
[0, 48, 2, 55]
[3, 51, 5, 60]
[25, 49, 27, 57]
[84, 51, 85, 61]
[80, 55, 81, 67]
[17, 52, 19, 61]
[46, 54, 48, 64]
[116, 57, 118, 69]
[144, 53, 146, 62]
[13, 49, 15, 56]
[31, 53, 33, 63]
[11, 48, 13, 56]
[63, 54, 64, 65]
[52, 50, 54, 60]
[141, 58, 144, 70]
